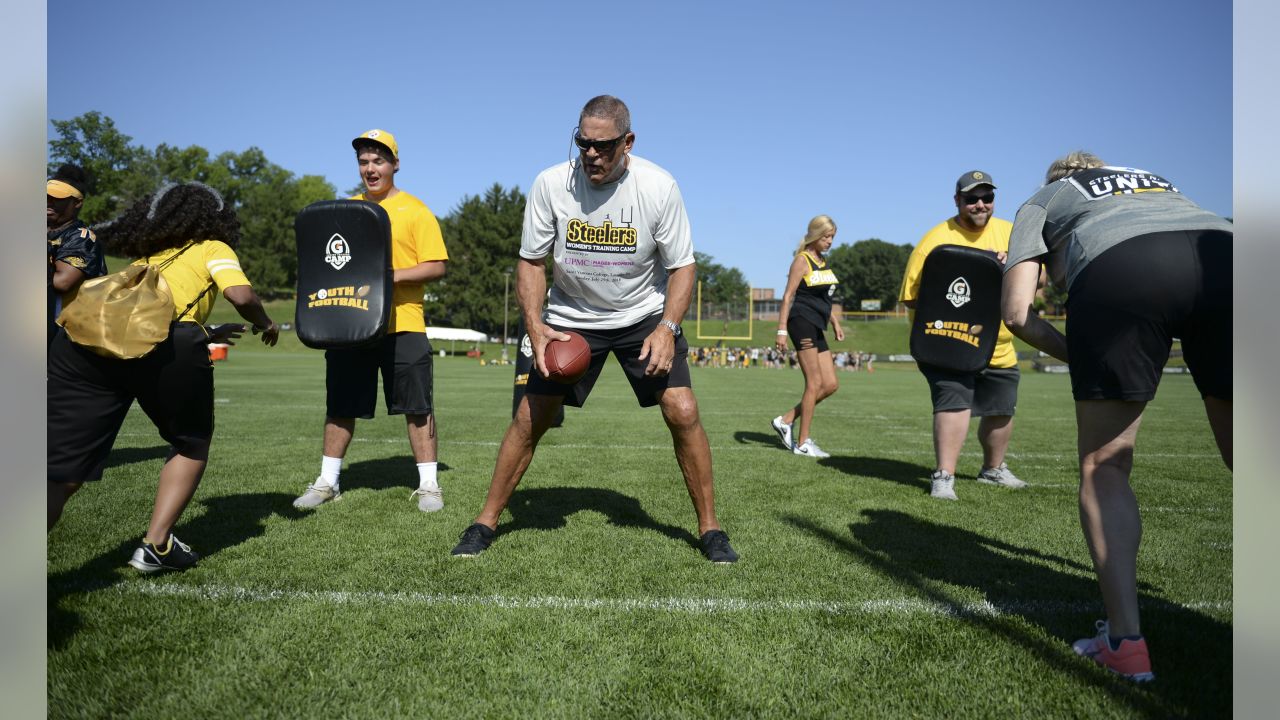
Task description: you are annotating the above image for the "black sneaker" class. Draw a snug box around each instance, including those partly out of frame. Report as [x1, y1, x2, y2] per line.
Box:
[128, 534, 200, 573]
[451, 523, 496, 557]
[700, 529, 739, 564]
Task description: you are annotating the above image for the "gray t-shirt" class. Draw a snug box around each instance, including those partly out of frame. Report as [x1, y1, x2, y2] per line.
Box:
[520, 154, 695, 329]
[1006, 166, 1233, 289]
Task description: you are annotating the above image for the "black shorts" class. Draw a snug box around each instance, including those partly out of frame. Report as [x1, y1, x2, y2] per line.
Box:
[919, 365, 1020, 417]
[525, 314, 691, 408]
[326, 332, 434, 418]
[1066, 230, 1232, 402]
[48, 322, 214, 484]
[787, 315, 829, 353]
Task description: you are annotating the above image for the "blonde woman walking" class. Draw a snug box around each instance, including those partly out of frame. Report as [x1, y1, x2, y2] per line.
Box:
[771, 215, 844, 458]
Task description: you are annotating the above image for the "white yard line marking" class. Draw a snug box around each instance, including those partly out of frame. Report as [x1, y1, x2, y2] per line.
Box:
[100, 581, 1231, 617]
[110, 432, 1225, 459]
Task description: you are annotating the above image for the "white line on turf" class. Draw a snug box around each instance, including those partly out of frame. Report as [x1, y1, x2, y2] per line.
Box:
[106, 581, 1232, 617]
[109, 432, 1226, 459]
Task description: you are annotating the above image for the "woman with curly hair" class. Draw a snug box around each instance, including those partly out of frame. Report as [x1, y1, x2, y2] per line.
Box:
[771, 214, 845, 458]
[47, 182, 280, 573]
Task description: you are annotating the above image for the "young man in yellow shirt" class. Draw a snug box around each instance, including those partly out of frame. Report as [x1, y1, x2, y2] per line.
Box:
[293, 130, 450, 512]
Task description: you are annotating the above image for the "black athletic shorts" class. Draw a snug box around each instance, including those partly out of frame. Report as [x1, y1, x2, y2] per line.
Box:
[1066, 229, 1231, 402]
[325, 331, 434, 418]
[919, 365, 1020, 417]
[525, 314, 691, 408]
[787, 315, 829, 353]
[48, 322, 214, 484]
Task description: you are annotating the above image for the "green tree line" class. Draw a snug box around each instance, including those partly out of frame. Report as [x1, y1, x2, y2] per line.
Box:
[50, 112, 336, 296]
[49, 112, 922, 331]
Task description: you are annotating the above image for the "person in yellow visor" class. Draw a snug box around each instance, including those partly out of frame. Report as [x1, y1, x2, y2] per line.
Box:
[47, 164, 106, 344]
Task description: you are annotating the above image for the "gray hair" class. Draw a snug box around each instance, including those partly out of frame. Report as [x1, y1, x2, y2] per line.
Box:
[1045, 151, 1105, 184]
[579, 95, 631, 135]
[797, 214, 837, 253]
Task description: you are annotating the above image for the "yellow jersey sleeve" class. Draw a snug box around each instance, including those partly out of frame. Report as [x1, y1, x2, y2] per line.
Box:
[899, 241, 931, 304]
[202, 241, 251, 290]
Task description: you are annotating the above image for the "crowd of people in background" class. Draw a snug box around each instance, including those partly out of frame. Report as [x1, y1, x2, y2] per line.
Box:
[690, 345, 873, 371]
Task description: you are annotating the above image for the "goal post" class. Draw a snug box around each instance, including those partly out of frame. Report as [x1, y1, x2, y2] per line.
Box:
[694, 282, 754, 341]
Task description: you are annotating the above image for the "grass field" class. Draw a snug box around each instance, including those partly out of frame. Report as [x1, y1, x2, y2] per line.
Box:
[195, 296, 1065, 361]
[47, 341, 1231, 718]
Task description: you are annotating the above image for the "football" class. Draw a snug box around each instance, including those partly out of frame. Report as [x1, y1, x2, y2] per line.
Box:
[542, 332, 591, 384]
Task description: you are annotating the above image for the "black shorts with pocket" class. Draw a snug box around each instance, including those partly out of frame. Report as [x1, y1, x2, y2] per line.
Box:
[48, 322, 214, 484]
[919, 364, 1020, 417]
[325, 331, 434, 418]
[525, 314, 691, 408]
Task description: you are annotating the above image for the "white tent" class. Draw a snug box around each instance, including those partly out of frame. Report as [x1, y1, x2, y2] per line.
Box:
[426, 326, 488, 355]
[426, 327, 487, 342]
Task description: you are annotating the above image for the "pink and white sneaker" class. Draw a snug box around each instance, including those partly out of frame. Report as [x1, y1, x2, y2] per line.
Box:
[1072, 620, 1154, 682]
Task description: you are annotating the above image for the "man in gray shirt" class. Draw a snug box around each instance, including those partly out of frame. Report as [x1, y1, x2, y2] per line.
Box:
[451, 95, 738, 564]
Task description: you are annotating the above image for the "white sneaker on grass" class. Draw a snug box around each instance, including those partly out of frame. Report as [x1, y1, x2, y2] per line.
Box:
[410, 487, 444, 512]
[792, 439, 831, 459]
[771, 416, 793, 450]
[930, 470, 958, 501]
[977, 463, 1028, 489]
[293, 480, 340, 509]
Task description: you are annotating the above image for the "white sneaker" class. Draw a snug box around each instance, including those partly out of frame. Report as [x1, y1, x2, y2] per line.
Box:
[410, 486, 444, 512]
[977, 462, 1028, 489]
[293, 479, 341, 509]
[792, 439, 831, 459]
[930, 470, 958, 500]
[771, 416, 793, 450]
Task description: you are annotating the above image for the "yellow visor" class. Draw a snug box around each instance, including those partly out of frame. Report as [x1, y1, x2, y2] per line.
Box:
[47, 179, 84, 200]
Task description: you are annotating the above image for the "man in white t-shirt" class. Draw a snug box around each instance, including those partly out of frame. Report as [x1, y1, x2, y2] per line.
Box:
[451, 95, 738, 564]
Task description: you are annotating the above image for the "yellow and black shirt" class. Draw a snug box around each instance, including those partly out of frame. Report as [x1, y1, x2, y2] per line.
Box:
[48, 219, 107, 339]
[789, 252, 840, 328]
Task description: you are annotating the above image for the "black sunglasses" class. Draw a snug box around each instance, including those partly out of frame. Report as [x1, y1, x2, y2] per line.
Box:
[962, 192, 995, 205]
[574, 132, 627, 154]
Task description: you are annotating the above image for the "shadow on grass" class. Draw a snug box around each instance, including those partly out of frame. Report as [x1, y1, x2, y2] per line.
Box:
[732, 430, 789, 450]
[498, 486, 699, 552]
[785, 510, 1230, 719]
[103, 445, 171, 469]
[338, 457, 452, 492]
[48, 491, 303, 651]
[818, 455, 933, 493]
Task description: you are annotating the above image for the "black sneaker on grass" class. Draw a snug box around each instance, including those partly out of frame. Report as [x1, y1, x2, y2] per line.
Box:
[451, 523, 496, 557]
[128, 534, 200, 573]
[700, 529, 739, 564]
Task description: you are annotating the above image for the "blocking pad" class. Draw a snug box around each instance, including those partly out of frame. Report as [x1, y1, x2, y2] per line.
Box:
[909, 244, 1002, 374]
[294, 200, 392, 349]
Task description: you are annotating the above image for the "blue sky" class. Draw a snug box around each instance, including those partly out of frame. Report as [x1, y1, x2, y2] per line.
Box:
[47, 0, 1231, 292]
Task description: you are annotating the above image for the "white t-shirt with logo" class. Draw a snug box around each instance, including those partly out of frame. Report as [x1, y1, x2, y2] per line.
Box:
[520, 154, 694, 329]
